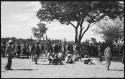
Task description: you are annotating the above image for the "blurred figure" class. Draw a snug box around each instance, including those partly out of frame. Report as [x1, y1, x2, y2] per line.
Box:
[29, 42, 32, 58]
[26, 43, 30, 58]
[16, 42, 21, 58]
[104, 44, 112, 70]
[5, 40, 14, 70]
[62, 43, 66, 60]
[40, 43, 44, 56]
[65, 43, 74, 62]
[12, 42, 16, 57]
[53, 44, 59, 55]
[67, 43, 73, 54]
[97, 44, 103, 63]
[34, 41, 40, 64]
[1, 42, 6, 57]
[83, 54, 94, 64]
[57, 44, 64, 63]
[30, 43, 36, 61]
[22, 43, 27, 56]
[65, 54, 73, 64]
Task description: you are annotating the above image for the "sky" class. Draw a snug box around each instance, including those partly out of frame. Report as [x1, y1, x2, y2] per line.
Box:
[1, 1, 104, 42]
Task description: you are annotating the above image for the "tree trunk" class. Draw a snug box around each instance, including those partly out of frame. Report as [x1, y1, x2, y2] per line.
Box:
[75, 28, 78, 44]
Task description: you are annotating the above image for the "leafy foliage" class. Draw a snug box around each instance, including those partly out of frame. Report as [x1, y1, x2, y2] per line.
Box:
[36, 1, 124, 44]
[95, 17, 124, 42]
[37, 1, 123, 23]
[32, 23, 48, 40]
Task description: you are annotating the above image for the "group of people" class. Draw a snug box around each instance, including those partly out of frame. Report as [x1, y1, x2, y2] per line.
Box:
[1, 39, 124, 71]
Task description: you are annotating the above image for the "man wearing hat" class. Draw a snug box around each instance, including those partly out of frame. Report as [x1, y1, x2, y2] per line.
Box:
[5, 40, 14, 70]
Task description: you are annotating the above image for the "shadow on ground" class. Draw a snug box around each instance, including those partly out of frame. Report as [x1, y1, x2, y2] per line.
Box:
[1, 69, 38, 72]
[109, 69, 124, 71]
[36, 63, 65, 65]
[12, 69, 38, 71]
[91, 56, 123, 63]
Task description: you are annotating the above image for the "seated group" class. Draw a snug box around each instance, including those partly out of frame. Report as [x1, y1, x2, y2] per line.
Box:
[47, 51, 94, 65]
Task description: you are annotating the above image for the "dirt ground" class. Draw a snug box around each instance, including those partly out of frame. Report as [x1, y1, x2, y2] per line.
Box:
[1, 55, 124, 78]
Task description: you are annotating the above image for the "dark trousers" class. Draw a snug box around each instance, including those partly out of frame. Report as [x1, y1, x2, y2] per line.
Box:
[5, 56, 12, 69]
[34, 54, 39, 64]
[105, 58, 111, 70]
[1, 50, 5, 57]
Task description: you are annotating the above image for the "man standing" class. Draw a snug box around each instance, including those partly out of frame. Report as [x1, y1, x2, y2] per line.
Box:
[34, 41, 40, 64]
[30, 43, 35, 61]
[26, 43, 30, 58]
[5, 40, 14, 70]
[1, 42, 6, 57]
[97, 44, 103, 63]
[22, 43, 27, 56]
[104, 44, 112, 70]
[16, 42, 21, 58]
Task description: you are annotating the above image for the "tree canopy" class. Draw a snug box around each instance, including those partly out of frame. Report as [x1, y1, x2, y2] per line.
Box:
[36, 1, 124, 45]
[32, 23, 48, 41]
[95, 17, 124, 44]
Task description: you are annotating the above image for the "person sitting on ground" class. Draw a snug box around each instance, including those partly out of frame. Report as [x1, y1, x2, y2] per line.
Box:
[83, 55, 94, 64]
[65, 54, 73, 64]
[48, 53, 54, 64]
[48, 53, 63, 65]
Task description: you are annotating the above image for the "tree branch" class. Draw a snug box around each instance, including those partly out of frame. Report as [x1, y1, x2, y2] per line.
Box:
[81, 23, 92, 38]
[92, 12, 101, 20]
[80, 18, 84, 29]
[69, 22, 76, 28]
[90, 22, 97, 28]
[79, 13, 102, 40]
[78, 19, 84, 42]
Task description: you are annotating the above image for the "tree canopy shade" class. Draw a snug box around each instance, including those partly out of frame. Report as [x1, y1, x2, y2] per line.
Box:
[32, 23, 48, 41]
[95, 17, 124, 44]
[36, 1, 124, 45]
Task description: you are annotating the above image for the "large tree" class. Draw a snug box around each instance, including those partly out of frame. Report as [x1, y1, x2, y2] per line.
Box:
[95, 17, 124, 44]
[32, 23, 48, 41]
[36, 1, 124, 45]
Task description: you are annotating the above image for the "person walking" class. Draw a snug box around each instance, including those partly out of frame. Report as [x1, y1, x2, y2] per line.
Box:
[104, 44, 112, 70]
[34, 41, 40, 64]
[5, 40, 14, 70]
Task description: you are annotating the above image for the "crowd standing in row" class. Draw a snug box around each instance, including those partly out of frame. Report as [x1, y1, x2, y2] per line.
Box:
[1, 39, 124, 71]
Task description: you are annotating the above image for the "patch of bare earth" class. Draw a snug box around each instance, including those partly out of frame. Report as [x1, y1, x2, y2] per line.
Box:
[1, 56, 124, 78]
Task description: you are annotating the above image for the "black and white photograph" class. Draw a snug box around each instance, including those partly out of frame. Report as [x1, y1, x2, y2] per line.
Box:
[1, 0, 124, 78]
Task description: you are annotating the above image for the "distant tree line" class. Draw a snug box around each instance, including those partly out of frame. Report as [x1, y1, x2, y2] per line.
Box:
[1, 37, 66, 45]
